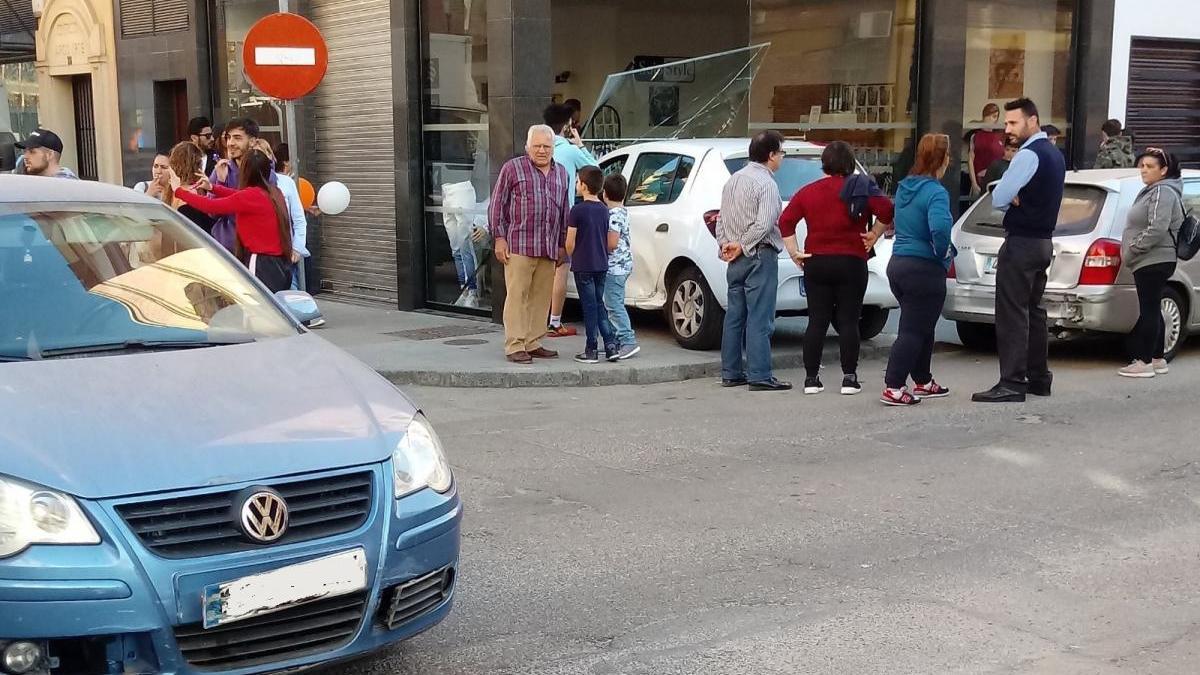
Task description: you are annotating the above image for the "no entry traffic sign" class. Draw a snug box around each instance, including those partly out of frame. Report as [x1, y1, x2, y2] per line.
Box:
[242, 13, 329, 100]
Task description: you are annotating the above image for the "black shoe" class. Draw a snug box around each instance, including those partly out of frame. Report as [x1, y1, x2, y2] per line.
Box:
[840, 374, 862, 395]
[971, 384, 1026, 403]
[574, 350, 600, 364]
[803, 377, 824, 394]
[749, 377, 793, 391]
[605, 345, 620, 362]
[1028, 372, 1053, 396]
[721, 378, 749, 387]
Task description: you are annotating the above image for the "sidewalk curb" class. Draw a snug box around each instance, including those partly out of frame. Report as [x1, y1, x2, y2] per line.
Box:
[377, 342, 894, 388]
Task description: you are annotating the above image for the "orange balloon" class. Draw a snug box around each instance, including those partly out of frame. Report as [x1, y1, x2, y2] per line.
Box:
[298, 177, 315, 209]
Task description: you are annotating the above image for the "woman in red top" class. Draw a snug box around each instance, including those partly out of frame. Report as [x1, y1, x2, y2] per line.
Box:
[175, 149, 294, 292]
[968, 103, 1005, 195]
[779, 141, 894, 396]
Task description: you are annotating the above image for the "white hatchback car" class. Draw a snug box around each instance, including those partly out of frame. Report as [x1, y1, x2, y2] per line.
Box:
[569, 138, 898, 350]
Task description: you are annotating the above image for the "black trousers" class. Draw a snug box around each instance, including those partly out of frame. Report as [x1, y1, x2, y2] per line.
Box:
[995, 236, 1053, 391]
[1129, 261, 1176, 363]
[884, 256, 947, 389]
[248, 253, 294, 293]
[803, 255, 868, 377]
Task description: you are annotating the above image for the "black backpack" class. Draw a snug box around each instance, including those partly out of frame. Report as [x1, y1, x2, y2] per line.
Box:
[1174, 198, 1200, 261]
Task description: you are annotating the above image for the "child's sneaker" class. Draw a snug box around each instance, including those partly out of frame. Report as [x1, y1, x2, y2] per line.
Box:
[840, 374, 862, 395]
[881, 387, 921, 406]
[1118, 360, 1155, 378]
[574, 350, 600, 364]
[605, 345, 620, 362]
[912, 379, 950, 399]
[1152, 358, 1170, 374]
[803, 377, 824, 394]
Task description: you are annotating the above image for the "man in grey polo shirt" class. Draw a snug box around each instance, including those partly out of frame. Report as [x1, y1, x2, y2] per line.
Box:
[716, 130, 791, 391]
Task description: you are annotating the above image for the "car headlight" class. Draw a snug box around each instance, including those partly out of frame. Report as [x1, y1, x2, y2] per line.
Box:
[0, 475, 100, 558]
[393, 414, 453, 498]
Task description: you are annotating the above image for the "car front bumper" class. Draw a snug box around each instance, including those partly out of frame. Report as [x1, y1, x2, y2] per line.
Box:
[943, 281, 1140, 333]
[0, 464, 462, 675]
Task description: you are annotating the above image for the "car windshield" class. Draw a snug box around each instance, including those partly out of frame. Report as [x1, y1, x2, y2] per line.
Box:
[0, 202, 298, 361]
[962, 185, 1108, 237]
[724, 155, 826, 201]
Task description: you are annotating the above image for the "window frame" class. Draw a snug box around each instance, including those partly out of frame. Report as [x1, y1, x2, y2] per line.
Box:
[624, 152, 696, 207]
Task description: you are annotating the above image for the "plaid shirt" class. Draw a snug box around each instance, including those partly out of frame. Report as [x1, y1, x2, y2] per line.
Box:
[488, 156, 571, 259]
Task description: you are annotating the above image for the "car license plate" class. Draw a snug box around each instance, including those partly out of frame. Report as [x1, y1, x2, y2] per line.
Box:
[982, 255, 998, 274]
[202, 548, 367, 629]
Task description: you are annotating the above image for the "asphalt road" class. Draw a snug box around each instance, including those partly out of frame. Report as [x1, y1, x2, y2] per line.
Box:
[336, 337, 1200, 674]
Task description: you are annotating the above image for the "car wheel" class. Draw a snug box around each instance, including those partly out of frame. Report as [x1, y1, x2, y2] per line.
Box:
[665, 266, 724, 350]
[956, 321, 997, 351]
[1161, 286, 1188, 362]
[858, 307, 890, 340]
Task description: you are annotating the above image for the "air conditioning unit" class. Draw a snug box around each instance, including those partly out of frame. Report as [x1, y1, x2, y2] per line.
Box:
[856, 11, 893, 39]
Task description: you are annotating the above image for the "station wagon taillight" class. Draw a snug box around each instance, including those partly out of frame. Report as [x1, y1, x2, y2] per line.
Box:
[703, 210, 720, 237]
[947, 260, 957, 279]
[1079, 239, 1123, 285]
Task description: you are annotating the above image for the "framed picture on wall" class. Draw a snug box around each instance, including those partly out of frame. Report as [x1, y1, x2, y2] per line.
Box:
[650, 86, 679, 127]
[988, 34, 1026, 99]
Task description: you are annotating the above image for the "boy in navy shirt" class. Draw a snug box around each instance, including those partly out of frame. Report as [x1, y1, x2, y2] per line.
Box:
[565, 166, 619, 363]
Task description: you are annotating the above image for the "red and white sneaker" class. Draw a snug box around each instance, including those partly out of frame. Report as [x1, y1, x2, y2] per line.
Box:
[912, 380, 950, 399]
[880, 387, 921, 406]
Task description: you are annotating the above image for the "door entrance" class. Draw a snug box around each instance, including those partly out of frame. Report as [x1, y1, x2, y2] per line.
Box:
[71, 75, 98, 181]
[154, 80, 189, 152]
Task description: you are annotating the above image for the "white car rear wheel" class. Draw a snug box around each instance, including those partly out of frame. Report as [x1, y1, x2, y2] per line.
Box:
[665, 266, 724, 351]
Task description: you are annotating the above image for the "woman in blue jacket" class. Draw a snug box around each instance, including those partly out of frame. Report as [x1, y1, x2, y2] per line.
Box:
[881, 134, 955, 406]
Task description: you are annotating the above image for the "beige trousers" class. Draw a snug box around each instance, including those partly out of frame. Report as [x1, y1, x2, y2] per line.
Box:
[503, 254, 556, 354]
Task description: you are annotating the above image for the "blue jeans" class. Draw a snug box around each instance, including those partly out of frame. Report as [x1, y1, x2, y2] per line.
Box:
[604, 273, 637, 347]
[452, 244, 478, 290]
[721, 245, 779, 382]
[574, 271, 617, 352]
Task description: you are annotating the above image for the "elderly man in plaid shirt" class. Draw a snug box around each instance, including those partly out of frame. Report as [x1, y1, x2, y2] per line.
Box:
[488, 125, 572, 364]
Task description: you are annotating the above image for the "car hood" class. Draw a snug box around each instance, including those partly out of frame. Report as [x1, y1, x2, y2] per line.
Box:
[0, 334, 416, 499]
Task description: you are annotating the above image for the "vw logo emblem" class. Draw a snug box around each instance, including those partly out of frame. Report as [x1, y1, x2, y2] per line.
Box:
[239, 489, 289, 543]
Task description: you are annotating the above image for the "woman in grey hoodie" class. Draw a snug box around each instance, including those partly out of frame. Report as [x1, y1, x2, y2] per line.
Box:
[1119, 147, 1184, 378]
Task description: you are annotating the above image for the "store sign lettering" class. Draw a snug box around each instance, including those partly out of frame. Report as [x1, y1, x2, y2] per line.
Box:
[631, 56, 696, 83]
[255, 47, 317, 66]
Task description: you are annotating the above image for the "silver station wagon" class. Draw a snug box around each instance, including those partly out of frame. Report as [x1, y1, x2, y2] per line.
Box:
[945, 169, 1200, 360]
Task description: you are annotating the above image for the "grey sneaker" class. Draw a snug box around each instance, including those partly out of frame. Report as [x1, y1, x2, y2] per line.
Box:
[1118, 360, 1155, 378]
[1152, 358, 1170, 375]
[617, 344, 641, 360]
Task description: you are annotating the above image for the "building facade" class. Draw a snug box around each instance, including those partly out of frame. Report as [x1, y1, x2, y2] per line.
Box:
[19, 0, 1192, 320]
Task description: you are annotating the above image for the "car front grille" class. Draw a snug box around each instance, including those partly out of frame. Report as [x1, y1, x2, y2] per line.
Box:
[173, 591, 367, 671]
[378, 566, 456, 630]
[115, 471, 373, 558]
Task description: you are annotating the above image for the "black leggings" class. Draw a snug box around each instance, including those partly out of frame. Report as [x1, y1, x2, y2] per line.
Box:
[803, 255, 868, 377]
[884, 256, 947, 388]
[1129, 261, 1176, 363]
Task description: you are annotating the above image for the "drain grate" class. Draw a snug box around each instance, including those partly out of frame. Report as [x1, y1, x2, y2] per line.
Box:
[385, 325, 498, 341]
[444, 338, 489, 346]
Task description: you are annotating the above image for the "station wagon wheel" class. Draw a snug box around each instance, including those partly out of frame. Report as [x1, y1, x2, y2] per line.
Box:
[665, 265, 724, 351]
[1160, 286, 1188, 362]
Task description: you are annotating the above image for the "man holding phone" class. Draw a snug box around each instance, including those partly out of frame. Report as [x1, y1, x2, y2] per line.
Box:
[543, 103, 599, 337]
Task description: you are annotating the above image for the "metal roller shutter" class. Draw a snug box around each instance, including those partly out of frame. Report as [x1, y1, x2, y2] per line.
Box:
[1127, 37, 1200, 167]
[310, 0, 397, 304]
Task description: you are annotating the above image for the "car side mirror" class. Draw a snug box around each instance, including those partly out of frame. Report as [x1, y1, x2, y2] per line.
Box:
[275, 290, 322, 325]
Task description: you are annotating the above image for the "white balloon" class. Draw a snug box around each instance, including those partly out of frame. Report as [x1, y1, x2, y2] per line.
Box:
[317, 181, 351, 215]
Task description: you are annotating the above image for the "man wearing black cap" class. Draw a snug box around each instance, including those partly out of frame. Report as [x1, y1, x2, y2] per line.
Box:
[16, 129, 78, 179]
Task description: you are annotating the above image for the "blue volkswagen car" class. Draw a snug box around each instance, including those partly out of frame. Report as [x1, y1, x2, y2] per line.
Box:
[0, 176, 461, 674]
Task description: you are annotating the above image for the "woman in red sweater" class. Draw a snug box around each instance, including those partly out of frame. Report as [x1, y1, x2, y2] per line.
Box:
[175, 149, 294, 292]
[779, 141, 894, 396]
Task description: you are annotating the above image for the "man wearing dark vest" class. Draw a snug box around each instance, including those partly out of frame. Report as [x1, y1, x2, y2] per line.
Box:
[973, 98, 1066, 403]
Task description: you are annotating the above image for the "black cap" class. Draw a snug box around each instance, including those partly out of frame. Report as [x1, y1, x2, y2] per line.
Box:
[16, 129, 65, 154]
